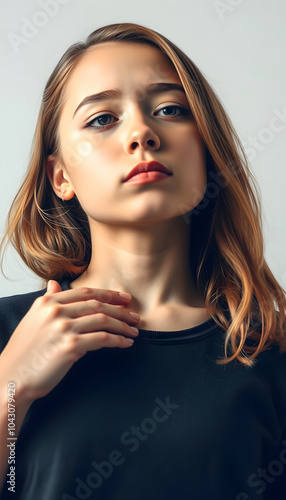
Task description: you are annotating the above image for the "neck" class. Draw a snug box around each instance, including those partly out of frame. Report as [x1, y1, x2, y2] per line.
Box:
[72, 216, 205, 314]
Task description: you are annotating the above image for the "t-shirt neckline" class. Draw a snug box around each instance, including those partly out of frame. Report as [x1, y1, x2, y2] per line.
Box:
[60, 279, 221, 344]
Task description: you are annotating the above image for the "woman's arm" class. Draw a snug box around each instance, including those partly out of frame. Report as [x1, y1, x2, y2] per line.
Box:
[0, 280, 140, 492]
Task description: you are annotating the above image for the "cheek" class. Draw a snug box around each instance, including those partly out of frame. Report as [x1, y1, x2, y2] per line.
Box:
[64, 142, 118, 212]
[173, 130, 207, 206]
[59, 128, 109, 173]
[176, 131, 206, 178]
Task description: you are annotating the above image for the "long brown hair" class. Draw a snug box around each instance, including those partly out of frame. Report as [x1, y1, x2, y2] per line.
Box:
[1, 23, 285, 365]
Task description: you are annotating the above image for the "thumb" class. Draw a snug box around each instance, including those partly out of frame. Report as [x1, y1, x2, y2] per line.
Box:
[46, 280, 62, 294]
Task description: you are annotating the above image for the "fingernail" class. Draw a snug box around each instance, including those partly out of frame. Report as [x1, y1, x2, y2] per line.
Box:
[47, 280, 52, 291]
[125, 338, 134, 344]
[119, 292, 132, 300]
[130, 327, 139, 335]
[129, 312, 140, 321]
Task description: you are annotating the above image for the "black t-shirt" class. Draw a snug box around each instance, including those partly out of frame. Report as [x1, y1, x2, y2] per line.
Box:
[0, 281, 286, 500]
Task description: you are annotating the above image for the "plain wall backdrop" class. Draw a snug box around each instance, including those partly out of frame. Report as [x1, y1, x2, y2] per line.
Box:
[0, 0, 285, 297]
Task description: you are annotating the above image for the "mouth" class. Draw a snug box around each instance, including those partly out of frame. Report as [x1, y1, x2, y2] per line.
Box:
[123, 161, 172, 184]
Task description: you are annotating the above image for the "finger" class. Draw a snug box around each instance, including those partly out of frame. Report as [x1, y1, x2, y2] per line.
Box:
[48, 286, 132, 305]
[45, 280, 62, 295]
[70, 312, 139, 337]
[60, 300, 140, 324]
[76, 330, 136, 351]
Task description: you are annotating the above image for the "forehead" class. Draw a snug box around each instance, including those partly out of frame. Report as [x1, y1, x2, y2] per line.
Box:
[64, 41, 181, 99]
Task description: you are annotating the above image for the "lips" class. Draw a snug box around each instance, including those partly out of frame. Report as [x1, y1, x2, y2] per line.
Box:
[123, 161, 172, 182]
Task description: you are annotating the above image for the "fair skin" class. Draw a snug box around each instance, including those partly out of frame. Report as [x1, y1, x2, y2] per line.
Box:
[0, 41, 210, 487]
[48, 41, 210, 330]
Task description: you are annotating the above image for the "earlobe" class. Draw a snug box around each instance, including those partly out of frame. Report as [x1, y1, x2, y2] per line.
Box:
[46, 155, 75, 201]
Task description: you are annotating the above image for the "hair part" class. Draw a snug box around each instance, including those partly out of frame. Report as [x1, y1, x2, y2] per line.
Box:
[1, 22, 285, 366]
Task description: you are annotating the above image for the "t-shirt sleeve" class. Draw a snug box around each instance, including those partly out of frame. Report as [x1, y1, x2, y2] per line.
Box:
[0, 289, 46, 353]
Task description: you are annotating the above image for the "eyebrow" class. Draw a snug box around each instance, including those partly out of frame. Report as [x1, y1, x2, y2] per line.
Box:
[73, 82, 185, 118]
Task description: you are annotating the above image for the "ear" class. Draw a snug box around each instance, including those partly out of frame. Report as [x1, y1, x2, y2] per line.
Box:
[46, 155, 75, 201]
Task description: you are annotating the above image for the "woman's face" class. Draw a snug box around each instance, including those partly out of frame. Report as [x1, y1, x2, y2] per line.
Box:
[50, 41, 207, 226]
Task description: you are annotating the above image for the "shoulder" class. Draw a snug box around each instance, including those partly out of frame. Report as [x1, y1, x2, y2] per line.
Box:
[0, 288, 46, 352]
[254, 344, 286, 377]
[248, 345, 286, 412]
[246, 313, 286, 378]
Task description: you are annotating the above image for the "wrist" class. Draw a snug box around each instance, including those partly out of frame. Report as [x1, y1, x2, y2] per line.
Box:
[0, 370, 33, 414]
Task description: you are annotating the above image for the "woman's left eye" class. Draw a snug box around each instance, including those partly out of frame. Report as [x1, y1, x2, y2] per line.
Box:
[155, 105, 188, 117]
[85, 114, 118, 129]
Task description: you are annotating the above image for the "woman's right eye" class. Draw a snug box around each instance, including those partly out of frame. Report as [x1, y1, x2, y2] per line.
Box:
[85, 114, 118, 130]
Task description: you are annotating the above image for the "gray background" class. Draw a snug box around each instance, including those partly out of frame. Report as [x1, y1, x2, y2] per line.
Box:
[0, 0, 285, 297]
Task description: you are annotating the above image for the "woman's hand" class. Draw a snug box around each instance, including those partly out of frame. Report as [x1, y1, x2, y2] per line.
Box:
[0, 280, 140, 404]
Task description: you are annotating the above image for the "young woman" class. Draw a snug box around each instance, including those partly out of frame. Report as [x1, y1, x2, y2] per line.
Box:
[0, 22, 285, 500]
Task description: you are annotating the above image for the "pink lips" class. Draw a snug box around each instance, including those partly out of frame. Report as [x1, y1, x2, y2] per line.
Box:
[123, 161, 172, 185]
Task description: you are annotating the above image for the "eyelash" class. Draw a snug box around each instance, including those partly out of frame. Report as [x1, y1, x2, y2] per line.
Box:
[84, 105, 190, 131]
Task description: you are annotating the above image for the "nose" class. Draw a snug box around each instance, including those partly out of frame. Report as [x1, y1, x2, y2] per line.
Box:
[124, 109, 160, 154]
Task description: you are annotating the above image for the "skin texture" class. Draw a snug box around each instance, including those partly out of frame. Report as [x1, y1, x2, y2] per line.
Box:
[47, 41, 209, 330]
[0, 280, 140, 487]
[0, 41, 210, 488]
